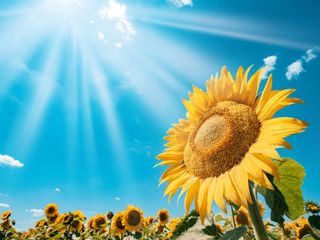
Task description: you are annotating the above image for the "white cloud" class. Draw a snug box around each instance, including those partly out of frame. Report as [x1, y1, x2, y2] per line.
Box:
[115, 42, 123, 48]
[99, 0, 135, 40]
[169, 0, 193, 8]
[262, 55, 277, 79]
[286, 46, 318, 80]
[54, 188, 61, 192]
[286, 60, 304, 80]
[97, 31, 105, 40]
[115, 197, 120, 201]
[28, 209, 44, 218]
[303, 49, 317, 62]
[0, 154, 24, 167]
[0, 203, 10, 208]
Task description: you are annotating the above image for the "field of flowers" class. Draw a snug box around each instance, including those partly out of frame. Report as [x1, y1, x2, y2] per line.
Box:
[0, 200, 319, 239]
[1, 67, 320, 239]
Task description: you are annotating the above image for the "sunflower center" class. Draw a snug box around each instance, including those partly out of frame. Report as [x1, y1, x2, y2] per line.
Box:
[47, 207, 56, 214]
[116, 217, 125, 229]
[159, 213, 168, 222]
[184, 101, 260, 178]
[127, 210, 141, 226]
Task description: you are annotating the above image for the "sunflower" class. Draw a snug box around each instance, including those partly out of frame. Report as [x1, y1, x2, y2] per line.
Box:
[93, 214, 107, 231]
[111, 212, 126, 235]
[157, 209, 170, 225]
[157, 66, 307, 222]
[294, 217, 313, 239]
[144, 216, 154, 226]
[123, 205, 144, 231]
[73, 210, 86, 221]
[283, 222, 295, 237]
[258, 201, 266, 216]
[61, 213, 72, 224]
[70, 219, 83, 233]
[305, 201, 320, 214]
[167, 217, 181, 238]
[235, 206, 250, 226]
[35, 219, 47, 228]
[107, 211, 114, 220]
[87, 217, 95, 230]
[1, 210, 11, 221]
[44, 203, 59, 218]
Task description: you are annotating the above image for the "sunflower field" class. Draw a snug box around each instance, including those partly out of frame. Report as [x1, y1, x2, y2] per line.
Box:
[0, 67, 320, 239]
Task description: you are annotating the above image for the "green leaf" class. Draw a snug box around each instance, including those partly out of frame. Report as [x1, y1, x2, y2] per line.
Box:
[309, 215, 320, 231]
[260, 173, 289, 224]
[172, 210, 199, 238]
[274, 158, 305, 220]
[202, 224, 222, 237]
[215, 214, 225, 222]
[219, 226, 247, 240]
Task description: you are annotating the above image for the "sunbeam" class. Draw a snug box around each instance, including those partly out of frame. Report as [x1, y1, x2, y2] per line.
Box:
[131, 5, 315, 50]
[5, 34, 64, 157]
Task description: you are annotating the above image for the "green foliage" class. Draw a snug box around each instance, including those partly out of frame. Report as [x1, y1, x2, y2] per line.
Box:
[259, 173, 289, 224]
[218, 226, 247, 240]
[202, 224, 222, 237]
[274, 158, 305, 220]
[309, 215, 320, 231]
[172, 210, 199, 238]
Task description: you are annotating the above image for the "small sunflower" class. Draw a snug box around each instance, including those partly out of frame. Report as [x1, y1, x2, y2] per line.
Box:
[154, 222, 165, 234]
[70, 219, 83, 233]
[123, 205, 144, 231]
[87, 217, 95, 230]
[111, 212, 126, 235]
[107, 211, 114, 220]
[73, 210, 86, 221]
[44, 203, 59, 218]
[294, 217, 313, 239]
[215, 223, 224, 235]
[55, 214, 63, 224]
[167, 217, 181, 238]
[305, 201, 320, 214]
[61, 213, 72, 224]
[235, 206, 250, 226]
[283, 222, 295, 237]
[93, 214, 107, 231]
[144, 216, 154, 226]
[157, 209, 170, 225]
[258, 201, 266, 216]
[35, 219, 47, 228]
[1, 210, 11, 221]
[157, 66, 307, 222]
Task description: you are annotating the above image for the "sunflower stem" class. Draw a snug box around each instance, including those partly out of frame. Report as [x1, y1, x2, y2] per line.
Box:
[247, 184, 269, 240]
[230, 204, 236, 229]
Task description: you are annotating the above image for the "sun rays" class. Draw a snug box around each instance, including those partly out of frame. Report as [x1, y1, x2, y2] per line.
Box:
[0, 0, 314, 191]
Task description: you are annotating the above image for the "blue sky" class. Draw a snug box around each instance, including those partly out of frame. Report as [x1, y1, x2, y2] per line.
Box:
[0, 0, 319, 230]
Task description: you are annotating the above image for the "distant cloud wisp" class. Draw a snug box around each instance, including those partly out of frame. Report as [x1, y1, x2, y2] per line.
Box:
[98, 0, 135, 43]
[303, 48, 318, 62]
[286, 47, 318, 80]
[286, 60, 304, 80]
[0, 203, 10, 208]
[29, 209, 44, 218]
[262, 55, 277, 79]
[55, 188, 61, 192]
[169, 0, 193, 8]
[0, 154, 24, 167]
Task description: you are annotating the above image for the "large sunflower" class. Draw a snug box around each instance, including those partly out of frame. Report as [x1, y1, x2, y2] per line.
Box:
[157, 66, 307, 222]
[122, 205, 144, 231]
